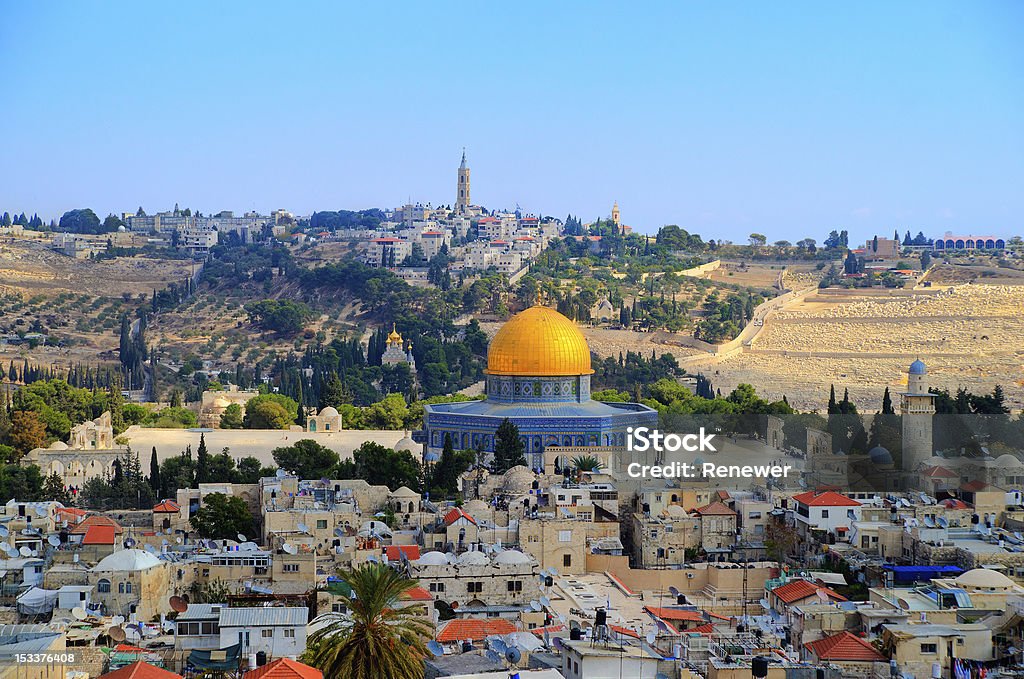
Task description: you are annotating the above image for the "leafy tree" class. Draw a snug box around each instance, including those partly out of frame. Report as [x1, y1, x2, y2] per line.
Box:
[190, 493, 254, 540]
[492, 418, 527, 473]
[244, 299, 312, 334]
[234, 456, 276, 484]
[58, 208, 102, 234]
[349, 441, 421, 491]
[159, 450, 195, 498]
[242, 394, 297, 429]
[42, 472, 72, 504]
[273, 439, 340, 479]
[304, 562, 431, 679]
[10, 411, 48, 456]
[0, 463, 44, 501]
[319, 373, 348, 410]
[220, 403, 244, 429]
[188, 578, 236, 604]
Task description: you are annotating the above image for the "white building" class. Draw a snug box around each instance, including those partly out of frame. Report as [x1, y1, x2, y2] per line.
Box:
[219, 606, 307, 658]
[792, 490, 862, 541]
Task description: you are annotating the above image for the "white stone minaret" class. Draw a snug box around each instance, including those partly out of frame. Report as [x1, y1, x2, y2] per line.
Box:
[901, 359, 935, 472]
[456, 149, 471, 213]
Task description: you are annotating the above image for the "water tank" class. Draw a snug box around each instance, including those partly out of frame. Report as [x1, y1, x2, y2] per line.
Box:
[752, 655, 769, 679]
[255, 651, 267, 667]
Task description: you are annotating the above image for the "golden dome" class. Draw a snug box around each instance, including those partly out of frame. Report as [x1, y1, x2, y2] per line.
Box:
[486, 305, 592, 376]
[387, 324, 403, 345]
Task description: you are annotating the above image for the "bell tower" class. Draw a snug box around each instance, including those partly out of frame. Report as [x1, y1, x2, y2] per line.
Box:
[901, 359, 935, 473]
[456, 149, 471, 213]
[611, 201, 620, 228]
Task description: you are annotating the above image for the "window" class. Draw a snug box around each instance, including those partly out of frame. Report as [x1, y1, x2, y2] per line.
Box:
[332, 603, 347, 614]
[125, 582, 132, 594]
[468, 582, 483, 593]
[429, 582, 445, 593]
[558, 530, 572, 542]
[201, 622, 219, 635]
[284, 629, 295, 638]
[283, 564, 299, 572]
[202, 569, 210, 577]
[118, 582, 125, 594]
[507, 581, 523, 592]
[262, 629, 273, 638]
[821, 510, 829, 518]
[178, 622, 200, 635]
[563, 554, 572, 568]
[98, 579, 111, 593]
[921, 643, 937, 654]
[316, 520, 327, 530]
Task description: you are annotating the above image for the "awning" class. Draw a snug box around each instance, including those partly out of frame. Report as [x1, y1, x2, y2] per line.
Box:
[188, 644, 242, 671]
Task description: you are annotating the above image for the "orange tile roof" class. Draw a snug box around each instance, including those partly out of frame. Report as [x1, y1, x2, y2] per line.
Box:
[611, 625, 640, 639]
[792, 491, 861, 507]
[530, 625, 566, 637]
[152, 500, 180, 513]
[437, 618, 516, 643]
[401, 586, 433, 602]
[386, 545, 421, 562]
[83, 525, 117, 545]
[694, 501, 736, 516]
[771, 579, 846, 605]
[99, 661, 182, 679]
[58, 506, 87, 518]
[691, 623, 716, 635]
[960, 480, 990, 492]
[243, 658, 323, 679]
[805, 631, 886, 662]
[70, 515, 123, 535]
[939, 498, 971, 509]
[443, 507, 476, 526]
[643, 607, 705, 623]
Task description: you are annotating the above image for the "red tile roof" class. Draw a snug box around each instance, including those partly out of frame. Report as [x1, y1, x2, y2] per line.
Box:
[792, 491, 861, 507]
[443, 508, 476, 526]
[152, 500, 180, 513]
[530, 624, 566, 637]
[643, 607, 705, 623]
[771, 579, 846, 605]
[939, 498, 971, 509]
[610, 625, 640, 639]
[400, 586, 433, 602]
[921, 466, 958, 479]
[805, 631, 886, 662]
[243, 658, 323, 679]
[960, 480, 990, 492]
[694, 501, 736, 516]
[690, 623, 716, 635]
[70, 515, 123, 535]
[83, 525, 117, 545]
[437, 618, 516, 643]
[386, 545, 421, 562]
[99, 661, 182, 679]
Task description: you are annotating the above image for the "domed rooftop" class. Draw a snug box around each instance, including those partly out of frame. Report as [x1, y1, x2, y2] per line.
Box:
[91, 549, 162, 572]
[416, 551, 451, 566]
[494, 549, 532, 565]
[48, 441, 69, 450]
[318, 406, 339, 418]
[869, 446, 894, 465]
[995, 454, 1023, 467]
[909, 359, 927, 375]
[487, 305, 592, 376]
[503, 466, 535, 494]
[395, 436, 417, 453]
[458, 550, 488, 566]
[464, 500, 490, 514]
[954, 568, 1015, 590]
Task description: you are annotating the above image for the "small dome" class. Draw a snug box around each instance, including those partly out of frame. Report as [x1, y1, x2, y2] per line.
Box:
[464, 500, 490, 514]
[909, 359, 927, 375]
[48, 441, 69, 450]
[395, 437, 417, 453]
[318, 406, 339, 418]
[503, 466, 535, 494]
[995, 454, 1023, 467]
[494, 549, 532, 566]
[91, 549, 162, 572]
[423, 451, 439, 463]
[389, 486, 418, 497]
[458, 551, 488, 566]
[954, 568, 1015, 590]
[664, 505, 686, 518]
[869, 446, 894, 465]
[416, 551, 451, 566]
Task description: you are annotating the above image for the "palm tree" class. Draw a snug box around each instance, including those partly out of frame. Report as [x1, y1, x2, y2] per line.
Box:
[304, 562, 432, 679]
[570, 454, 604, 482]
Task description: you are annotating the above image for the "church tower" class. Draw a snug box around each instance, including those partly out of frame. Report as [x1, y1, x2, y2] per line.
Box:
[611, 201, 620, 228]
[456, 149, 471, 213]
[900, 359, 935, 472]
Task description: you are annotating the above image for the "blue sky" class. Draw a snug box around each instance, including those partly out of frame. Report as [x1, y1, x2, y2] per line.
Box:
[2, 1, 1021, 243]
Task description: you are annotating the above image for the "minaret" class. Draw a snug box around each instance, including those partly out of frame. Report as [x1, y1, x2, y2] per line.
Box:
[900, 359, 935, 473]
[456, 149, 471, 213]
[611, 201, 620, 228]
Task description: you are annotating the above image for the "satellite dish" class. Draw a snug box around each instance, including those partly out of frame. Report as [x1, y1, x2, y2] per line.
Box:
[540, 596, 551, 607]
[668, 586, 679, 597]
[0, 526, 8, 538]
[107, 626, 126, 642]
[162, 539, 169, 546]
[506, 647, 522, 664]
[47, 535, 61, 547]
[646, 631, 657, 645]
[237, 533, 247, 542]
[485, 650, 501, 664]
[206, 540, 219, 550]
[530, 600, 541, 612]
[366, 555, 378, 563]
[112, 615, 125, 625]
[282, 543, 297, 555]
[276, 469, 287, 479]
[169, 596, 188, 613]
[31, 550, 38, 557]
[19, 546, 32, 557]
[489, 637, 507, 653]
[426, 640, 444, 657]
[4, 544, 19, 557]
[175, 537, 183, 544]
[71, 607, 87, 621]
[297, 523, 309, 534]
[124, 538, 136, 548]
[552, 637, 564, 650]
[144, 544, 157, 554]
[816, 589, 830, 603]
[333, 527, 345, 537]
[35, 506, 48, 517]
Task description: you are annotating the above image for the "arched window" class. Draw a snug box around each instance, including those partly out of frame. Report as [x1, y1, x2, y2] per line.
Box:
[98, 579, 111, 593]
[118, 582, 125, 593]
[125, 582, 132, 594]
